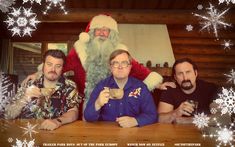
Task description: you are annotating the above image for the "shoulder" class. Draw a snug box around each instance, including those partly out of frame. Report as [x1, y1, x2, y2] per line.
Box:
[129, 76, 148, 89]
[64, 78, 77, 89]
[197, 79, 217, 91]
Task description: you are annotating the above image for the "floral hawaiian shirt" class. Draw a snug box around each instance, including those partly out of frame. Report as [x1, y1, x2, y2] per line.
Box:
[11, 75, 82, 119]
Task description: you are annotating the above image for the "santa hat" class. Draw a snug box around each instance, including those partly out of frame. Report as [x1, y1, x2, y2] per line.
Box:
[79, 14, 118, 43]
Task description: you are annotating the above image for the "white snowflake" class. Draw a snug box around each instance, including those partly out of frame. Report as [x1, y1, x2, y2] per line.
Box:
[186, 24, 193, 31]
[219, 0, 235, 5]
[8, 138, 13, 143]
[210, 107, 218, 114]
[0, 72, 16, 116]
[43, 0, 68, 15]
[202, 118, 235, 147]
[12, 138, 35, 147]
[193, 3, 232, 38]
[4, 7, 40, 37]
[22, 0, 42, 5]
[193, 112, 210, 129]
[197, 4, 203, 10]
[224, 69, 235, 85]
[222, 40, 233, 50]
[0, 0, 15, 13]
[20, 122, 38, 138]
[215, 87, 235, 115]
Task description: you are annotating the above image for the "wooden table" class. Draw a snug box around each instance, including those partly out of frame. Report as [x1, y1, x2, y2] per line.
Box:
[0, 119, 216, 147]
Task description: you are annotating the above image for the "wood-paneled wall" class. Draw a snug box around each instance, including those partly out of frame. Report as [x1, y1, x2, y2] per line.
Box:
[167, 24, 235, 87]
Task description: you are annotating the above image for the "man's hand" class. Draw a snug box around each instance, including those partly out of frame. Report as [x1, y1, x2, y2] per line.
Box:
[39, 119, 62, 131]
[174, 101, 195, 117]
[157, 82, 176, 90]
[116, 116, 138, 128]
[21, 72, 37, 86]
[95, 87, 110, 111]
[24, 85, 42, 102]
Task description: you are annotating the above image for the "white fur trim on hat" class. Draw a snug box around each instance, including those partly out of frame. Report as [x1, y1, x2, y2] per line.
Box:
[143, 72, 163, 91]
[79, 32, 90, 43]
[115, 43, 128, 51]
[90, 14, 118, 33]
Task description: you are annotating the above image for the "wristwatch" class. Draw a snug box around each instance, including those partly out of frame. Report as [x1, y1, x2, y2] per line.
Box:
[56, 118, 62, 124]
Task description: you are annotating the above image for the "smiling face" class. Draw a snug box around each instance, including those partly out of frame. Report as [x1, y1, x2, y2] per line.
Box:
[43, 55, 64, 82]
[174, 62, 198, 91]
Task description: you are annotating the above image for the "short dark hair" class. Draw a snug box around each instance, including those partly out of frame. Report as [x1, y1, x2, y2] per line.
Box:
[109, 49, 132, 64]
[172, 58, 198, 77]
[43, 49, 66, 65]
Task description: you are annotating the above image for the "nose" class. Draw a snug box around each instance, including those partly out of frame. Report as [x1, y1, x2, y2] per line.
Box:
[182, 73, 187, 80]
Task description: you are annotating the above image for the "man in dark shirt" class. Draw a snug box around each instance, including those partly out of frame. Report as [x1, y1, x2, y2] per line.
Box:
[158, 58, 217, 124]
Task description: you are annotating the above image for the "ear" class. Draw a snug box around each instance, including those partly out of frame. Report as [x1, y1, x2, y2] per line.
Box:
[195, 70, 198, 77]
[174, 74, 177, 81]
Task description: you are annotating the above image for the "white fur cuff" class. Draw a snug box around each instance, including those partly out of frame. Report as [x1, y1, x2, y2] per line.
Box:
[143, 72, 163, 91]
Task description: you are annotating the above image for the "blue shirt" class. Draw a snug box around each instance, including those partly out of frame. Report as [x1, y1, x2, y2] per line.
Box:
[84, 76, 158, 127]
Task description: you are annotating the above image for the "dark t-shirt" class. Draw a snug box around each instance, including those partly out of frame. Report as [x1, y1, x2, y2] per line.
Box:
[160, 79, 218, 114]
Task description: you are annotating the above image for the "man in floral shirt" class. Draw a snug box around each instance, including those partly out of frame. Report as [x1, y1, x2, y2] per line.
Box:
[84, 50, 157, 127]
[5, 50, 81, 130]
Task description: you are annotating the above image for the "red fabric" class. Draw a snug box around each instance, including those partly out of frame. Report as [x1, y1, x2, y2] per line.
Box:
[130, 59, 151, 81]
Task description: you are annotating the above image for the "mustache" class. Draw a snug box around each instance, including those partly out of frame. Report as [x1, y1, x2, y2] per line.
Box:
[182, 80, 192, 84]
[48, 71, 57, 75]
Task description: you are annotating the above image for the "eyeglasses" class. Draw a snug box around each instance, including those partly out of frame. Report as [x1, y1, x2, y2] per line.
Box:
[111, 61, 130, 68]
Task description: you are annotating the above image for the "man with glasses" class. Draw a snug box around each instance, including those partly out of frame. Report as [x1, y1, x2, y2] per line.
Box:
[84, 50, 157, 127]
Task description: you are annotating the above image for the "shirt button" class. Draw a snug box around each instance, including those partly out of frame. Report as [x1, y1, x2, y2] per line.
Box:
[120, 102, 122, 105]
[120, 113, 122, 115]
[109, 104, 111, 107]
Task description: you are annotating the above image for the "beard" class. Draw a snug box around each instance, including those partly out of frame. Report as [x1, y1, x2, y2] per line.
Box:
[84, 34, 119, 109]
[180, 80, 194, 90]
[85, 37, 116, 67]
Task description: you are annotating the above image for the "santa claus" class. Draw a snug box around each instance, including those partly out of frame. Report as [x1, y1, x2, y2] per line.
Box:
[64, 14, 164, 106]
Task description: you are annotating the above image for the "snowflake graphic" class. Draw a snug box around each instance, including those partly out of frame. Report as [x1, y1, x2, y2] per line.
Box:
[43, 0, 68, 15]
[210, 107, 218, 114]
[215, 87, 235, 115]
[22, 0, 42, 5]
[224, 69, 235, 85]
[193, 3, 232, 38]
[222, 40, 234, 50]
[202, 117, 235, 147]
[186, 24, 193, 31]
[0, 0, 15, 13]
[219, 0, 235, 5]
[20, 122, 38, 138]
[193, 113, 210, 129]
[12, 138, 35, 147]
[0, 72, 16, 117]
[4, 7, 40, 37]
[8, 137, 13, 143]
[197, 4, 203, 10]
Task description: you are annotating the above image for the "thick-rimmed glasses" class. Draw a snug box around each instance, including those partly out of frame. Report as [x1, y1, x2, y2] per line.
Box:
[110, 61, 130, 68]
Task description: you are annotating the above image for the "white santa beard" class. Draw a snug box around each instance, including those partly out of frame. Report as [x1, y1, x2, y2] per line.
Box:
[83, 37, 118, 109]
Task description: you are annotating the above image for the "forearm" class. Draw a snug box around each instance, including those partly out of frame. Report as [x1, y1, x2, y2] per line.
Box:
[84, 104, 100, 122]
[158, 111, 178, 123]
[56, 107, 78, 125]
